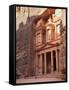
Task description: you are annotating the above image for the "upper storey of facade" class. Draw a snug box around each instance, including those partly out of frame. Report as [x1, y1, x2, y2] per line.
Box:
[33, 8, 66, 50]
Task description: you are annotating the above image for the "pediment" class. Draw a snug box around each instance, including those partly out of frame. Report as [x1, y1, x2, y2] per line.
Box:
[42, 43, 55, 50]
[36, 41, 60, 52]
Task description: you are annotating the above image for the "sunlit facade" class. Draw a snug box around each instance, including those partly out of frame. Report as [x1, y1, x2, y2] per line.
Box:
[33, 9, 66, 76]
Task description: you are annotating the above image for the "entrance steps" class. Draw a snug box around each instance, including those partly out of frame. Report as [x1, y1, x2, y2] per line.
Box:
[36, 72, 65, 80]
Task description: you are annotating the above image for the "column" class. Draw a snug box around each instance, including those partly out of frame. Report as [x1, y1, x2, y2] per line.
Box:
[59, 48, 62, 73]
[56, 50, 59, 72]
[35, 55, 38, 76]
[39, 54, 42, 75]
[51, 51, 53, 73]
[44, 53, 47, 74]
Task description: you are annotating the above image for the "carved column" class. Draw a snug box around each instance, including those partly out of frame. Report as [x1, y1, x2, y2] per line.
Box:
[39, 54, 42, 75]
[56, 50, 59, 72]
[44, 53, 47, 74]
[51, 51, 53, 73]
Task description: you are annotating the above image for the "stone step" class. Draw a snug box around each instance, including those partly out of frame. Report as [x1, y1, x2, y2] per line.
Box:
[36, 73, 64, 79]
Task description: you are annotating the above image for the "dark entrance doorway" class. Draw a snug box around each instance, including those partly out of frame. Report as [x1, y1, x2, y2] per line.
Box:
[53, 51, 56, 71]
[46, 52, 51, 73]
[42, 53, 44, 74]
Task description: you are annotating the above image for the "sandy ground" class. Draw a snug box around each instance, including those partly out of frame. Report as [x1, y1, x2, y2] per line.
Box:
[16, 75, 64, 83]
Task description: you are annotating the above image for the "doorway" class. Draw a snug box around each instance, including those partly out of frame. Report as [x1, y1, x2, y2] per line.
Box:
[42, 53, 44, 74]
[46, 52, 51, 74]
[53, 51, 56, 71]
